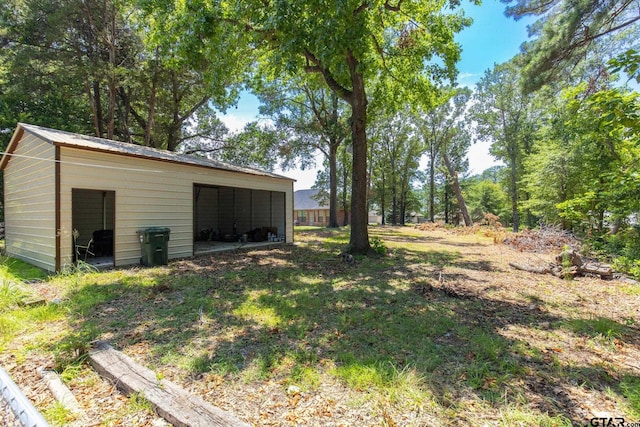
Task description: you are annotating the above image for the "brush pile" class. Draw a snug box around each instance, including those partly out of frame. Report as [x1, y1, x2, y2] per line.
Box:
[503, 226, 581, 253]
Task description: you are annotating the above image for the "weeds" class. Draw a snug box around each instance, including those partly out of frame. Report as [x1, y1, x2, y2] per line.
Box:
[0, 280, 27, 310]
[370, 236, 387, 255]
[620, 375, 640, 418]
[42, 402, 75, 426]
[53, 329, 97, 371]
[127, 392, 154, 413]
[564, 316, 627, 340]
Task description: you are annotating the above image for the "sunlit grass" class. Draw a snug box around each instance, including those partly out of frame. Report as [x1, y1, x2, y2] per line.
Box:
[42, 402, 76, 427]
[289, 364, 322, 391]
[0, 281, 28, 310]
[233, 302, 282, 328]
[563, 316, 627, 340]
[0, 254, 49, 283]
[294, 225, 325, 231]
[498, 406, 573, 426]
[620, 375, 640, 418]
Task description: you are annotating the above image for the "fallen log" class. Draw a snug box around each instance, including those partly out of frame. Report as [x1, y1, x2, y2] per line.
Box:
[508, 262, 550, 274]
[580, 262, 613, 278]
[549, 265, 578, 278]
[88, 341, 250, 427]
[555, 249, 583, 267]
[511, 258, 615, 280]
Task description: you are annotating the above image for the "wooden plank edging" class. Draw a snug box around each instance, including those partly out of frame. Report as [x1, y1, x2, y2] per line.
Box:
[88, 341, 250, 427]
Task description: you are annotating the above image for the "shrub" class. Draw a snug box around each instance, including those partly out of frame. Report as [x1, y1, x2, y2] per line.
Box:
[370, 236, 387, 255]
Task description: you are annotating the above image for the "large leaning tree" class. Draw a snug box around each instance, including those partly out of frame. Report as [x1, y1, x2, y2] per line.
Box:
[219, 0, 474, 253]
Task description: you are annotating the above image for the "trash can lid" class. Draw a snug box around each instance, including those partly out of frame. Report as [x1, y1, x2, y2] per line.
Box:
[144, 226, 170, 233]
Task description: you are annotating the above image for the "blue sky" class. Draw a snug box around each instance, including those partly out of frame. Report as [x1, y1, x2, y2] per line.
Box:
[456, 0, 533, 87]
[220, 0, 535, 189]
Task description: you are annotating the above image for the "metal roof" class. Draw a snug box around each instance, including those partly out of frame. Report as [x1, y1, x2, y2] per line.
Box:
[2, 123, 294, 181]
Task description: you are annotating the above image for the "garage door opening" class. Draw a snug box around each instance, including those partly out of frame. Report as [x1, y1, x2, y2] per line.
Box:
[193, 184, 286, 254]
[72, 189, 115, 268]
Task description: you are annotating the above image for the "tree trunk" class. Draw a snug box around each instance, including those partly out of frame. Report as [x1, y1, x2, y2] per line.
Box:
[342, 160, 349, 226]
[116, 87, 132, 143]
[400, 189, 407, 225]
[444, 185, 449, 224]
[93, 81, 104, 137]
[510, 156, 519, 232]
[610, 217, 622, 235]
[106, 6, 116, 140]
[392, 193, 398, 225]
[144, 51, 160, 147]
[442, 153, 473, 227]
[346, 51, 370, 253]
[389, 152, 398, 225]
[326, 92, 341, 228]
[379, 170, 386, 225]
[328, 142, 339, 228]
[86, 79, 101, 138]
[429, 150, 436, 222]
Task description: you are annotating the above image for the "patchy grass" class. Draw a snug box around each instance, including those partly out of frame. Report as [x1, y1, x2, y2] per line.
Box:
[0, 254, 49, 283]
[1, 226, 639, 426]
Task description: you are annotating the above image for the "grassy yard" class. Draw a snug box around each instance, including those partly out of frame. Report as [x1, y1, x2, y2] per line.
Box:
[1, 226, 639, 426]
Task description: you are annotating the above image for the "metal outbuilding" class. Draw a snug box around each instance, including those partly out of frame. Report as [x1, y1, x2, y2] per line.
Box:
[0, 123, 294, 271]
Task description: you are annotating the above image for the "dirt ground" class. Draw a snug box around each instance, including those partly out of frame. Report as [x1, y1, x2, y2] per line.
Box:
[2, 226, 639, 426]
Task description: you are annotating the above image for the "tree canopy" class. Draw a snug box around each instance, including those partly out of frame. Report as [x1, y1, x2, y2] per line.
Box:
[505, 0, 640, 91]
[206, 0, 474, 252]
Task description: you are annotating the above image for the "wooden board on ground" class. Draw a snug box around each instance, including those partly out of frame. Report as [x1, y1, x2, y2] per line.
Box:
[88, 341, 250, 427]
[38, 367, 86, 420]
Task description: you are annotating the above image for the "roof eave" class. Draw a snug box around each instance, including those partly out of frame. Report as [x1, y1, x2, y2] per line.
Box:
[0, 125, 26, 170]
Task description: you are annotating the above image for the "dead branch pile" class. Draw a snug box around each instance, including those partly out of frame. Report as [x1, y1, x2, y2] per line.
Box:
[503, 226, 581, 253]
[509, 249, 613, 280]
[415, 222, 444, 231]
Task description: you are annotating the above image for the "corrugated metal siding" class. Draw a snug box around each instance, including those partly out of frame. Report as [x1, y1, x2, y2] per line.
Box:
[59, 147, 293, 267]
[235, 188, 251, 233]
[4, 134, 56, 271]
[218, 186, 235, 236]
[251, 190, 271, 229]
[60, 147, 190, 266]
[272, 192, 286, 238]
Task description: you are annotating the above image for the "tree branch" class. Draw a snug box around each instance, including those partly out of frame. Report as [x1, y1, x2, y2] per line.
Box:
[371, 34, 387, 67]
[303, 50, 353, 102]
[301, 84, 331, 134]
[183, 144, 228, 155]
[353, 2, 369, 16]
[588, 14, 640, 43]
[384, 0, 404, 11]
[179, 96, 211, 123]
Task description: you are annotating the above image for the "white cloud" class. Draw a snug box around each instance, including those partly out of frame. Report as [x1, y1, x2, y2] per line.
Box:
[276, 165, 322, 191]
[467, 139, 502, 175]
[219, 113, 252, 134]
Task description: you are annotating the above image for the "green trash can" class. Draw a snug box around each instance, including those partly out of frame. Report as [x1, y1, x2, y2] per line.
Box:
[137, 227, 170, 266]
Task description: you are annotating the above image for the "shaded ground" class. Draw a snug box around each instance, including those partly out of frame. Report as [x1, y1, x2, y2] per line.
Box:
[2, 226, 639, 426]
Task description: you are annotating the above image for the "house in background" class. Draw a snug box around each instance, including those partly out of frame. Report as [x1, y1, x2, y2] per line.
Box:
[294, 189, 350, 226]
[294, 189, 328, 226]
[1, 123, 294, 271]
[368, 211, 382, 225]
